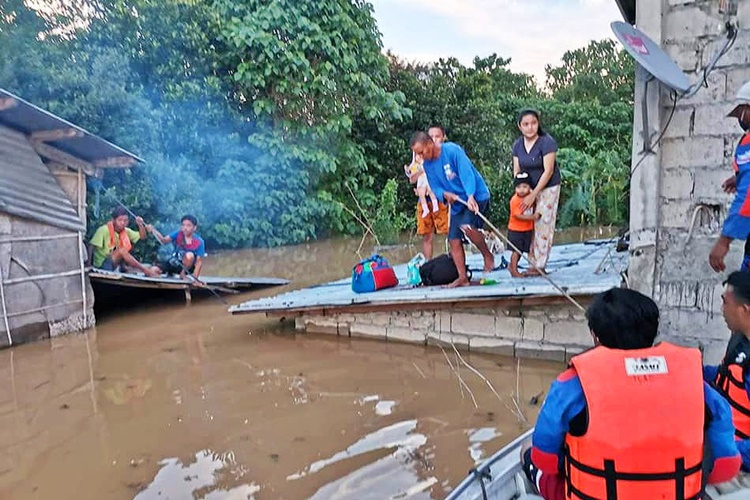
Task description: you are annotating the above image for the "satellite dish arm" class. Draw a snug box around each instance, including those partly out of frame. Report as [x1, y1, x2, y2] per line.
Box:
[638, 65, 655, 154]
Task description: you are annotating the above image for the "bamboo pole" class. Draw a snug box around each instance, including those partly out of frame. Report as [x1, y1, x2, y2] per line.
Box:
[0, 234, 78, 244]
[77, 232, 87, 329]
[2, 269, 80, 285]
[455, 198, 586, 313]
[4, 299, 83, 319]
[0, 261, 11, 346]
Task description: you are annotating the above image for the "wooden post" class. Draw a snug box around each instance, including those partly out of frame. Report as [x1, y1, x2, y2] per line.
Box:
[78, 232, 88, 330]
[0, 261, 11, 346]
[184, 287, 192, 305]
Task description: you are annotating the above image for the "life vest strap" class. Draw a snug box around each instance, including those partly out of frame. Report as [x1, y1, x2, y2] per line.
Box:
[716, 371, 750, 418]
[564, 446, 702, 500]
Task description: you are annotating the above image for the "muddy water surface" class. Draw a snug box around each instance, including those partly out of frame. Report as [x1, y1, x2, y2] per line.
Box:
[0, 229, 615, 500]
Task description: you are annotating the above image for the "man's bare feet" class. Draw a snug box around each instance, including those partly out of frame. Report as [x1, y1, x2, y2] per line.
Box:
[509, 268, 524, 278]
[524, 268, 544, 277]
[483, 254, 495, 273]
[446, 276, 471, 288]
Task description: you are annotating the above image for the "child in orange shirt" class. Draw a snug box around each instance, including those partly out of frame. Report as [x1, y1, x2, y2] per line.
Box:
[508, 172, 540, 277]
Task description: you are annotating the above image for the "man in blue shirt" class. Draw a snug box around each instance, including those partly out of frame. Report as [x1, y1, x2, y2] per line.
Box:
[410, 131, 493, 287]
[710, 80, 750, 273]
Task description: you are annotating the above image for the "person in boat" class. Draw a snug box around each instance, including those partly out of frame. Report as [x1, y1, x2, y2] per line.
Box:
[410, 131, 494, 286]
[89, 207, 160, 277]
[522, 287, 740, 500]
[709, 80, 750, 273]
[705, 270, 750, 471]
[406, 125, 450, 260]
[150, 215, 206, 279]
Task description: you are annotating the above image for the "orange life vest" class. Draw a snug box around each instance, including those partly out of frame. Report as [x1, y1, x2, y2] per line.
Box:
[564, 342, 705, 500]
[107, 221, 132, 253]
[713, 332, 750, 440]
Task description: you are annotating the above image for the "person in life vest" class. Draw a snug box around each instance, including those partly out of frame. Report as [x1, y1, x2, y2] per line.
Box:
[709, 80, 750, 273]
[89, 207, 160, 276]
[704, 270, 750, 471]
[521, 287, 740, 500]
[150, 214, 206, 279]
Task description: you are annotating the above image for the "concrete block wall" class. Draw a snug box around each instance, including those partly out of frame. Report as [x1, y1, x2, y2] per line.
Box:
[630, 0, 750, 359]
[295, 302, 594, 363]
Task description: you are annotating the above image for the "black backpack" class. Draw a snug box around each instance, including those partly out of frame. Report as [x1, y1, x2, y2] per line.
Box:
[419, 254, 472, 286]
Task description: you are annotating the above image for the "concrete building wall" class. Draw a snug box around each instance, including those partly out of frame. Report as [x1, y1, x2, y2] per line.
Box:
[294, 299, 595, 364]
[0, 214, 94, 348]
[629, 0, 750, 361]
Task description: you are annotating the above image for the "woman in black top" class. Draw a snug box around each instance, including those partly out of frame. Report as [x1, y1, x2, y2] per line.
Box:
[511, 109, 561, 274]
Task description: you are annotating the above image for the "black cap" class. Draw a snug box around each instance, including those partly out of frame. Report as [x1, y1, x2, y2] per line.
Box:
[514, 172, 533, 188]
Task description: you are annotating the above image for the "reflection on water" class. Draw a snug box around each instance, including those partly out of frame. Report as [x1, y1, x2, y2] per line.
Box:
[467, 427, 502, 463]
[0, 233, 580, 499]
[135, 450, 260, 500]
[288, 420, 427, 480]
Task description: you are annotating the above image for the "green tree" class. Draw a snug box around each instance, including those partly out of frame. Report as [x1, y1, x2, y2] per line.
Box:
[545, 39, 635, 106]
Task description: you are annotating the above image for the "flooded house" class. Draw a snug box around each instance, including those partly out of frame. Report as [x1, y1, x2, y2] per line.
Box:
[0, 88, 141, 347]
[621, 0, 750, 361]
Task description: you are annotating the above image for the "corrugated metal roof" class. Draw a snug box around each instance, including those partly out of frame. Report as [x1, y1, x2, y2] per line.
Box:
[0, 126, 84, 232]
[0, 88, 143, 166]
[230, 242, 627, 314]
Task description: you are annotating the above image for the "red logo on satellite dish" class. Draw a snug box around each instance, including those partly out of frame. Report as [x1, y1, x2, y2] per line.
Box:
[623, 34, 649, 55]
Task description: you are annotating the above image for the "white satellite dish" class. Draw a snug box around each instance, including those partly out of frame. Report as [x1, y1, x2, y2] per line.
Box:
[611, 21, 691, 94]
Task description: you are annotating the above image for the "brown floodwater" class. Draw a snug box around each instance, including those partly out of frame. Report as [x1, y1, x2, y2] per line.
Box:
[0, 227, 616, 500]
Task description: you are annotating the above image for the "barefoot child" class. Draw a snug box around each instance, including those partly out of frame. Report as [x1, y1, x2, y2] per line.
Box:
[508, 172, 540, 277]
[405, 153, 440, 218]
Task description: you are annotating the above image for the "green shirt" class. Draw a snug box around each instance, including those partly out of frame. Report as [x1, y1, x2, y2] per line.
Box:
[90, 224, 141, 268]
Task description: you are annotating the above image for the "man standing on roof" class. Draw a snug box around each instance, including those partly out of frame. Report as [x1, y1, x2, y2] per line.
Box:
[410, 131, 494, 287]
[89, 207, 160, 276]
[522, 287, 740, 500]
[710, 81, 750, 273]
[406, 125, 450, 260]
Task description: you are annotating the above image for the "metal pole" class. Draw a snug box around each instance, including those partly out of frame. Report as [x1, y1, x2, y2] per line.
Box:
[0, 234, 78, 244]
[2, 269, 81, 285]
[0, 260, 12, 346]
[77, 166, 84, 222]
[78, 232, 87, 329]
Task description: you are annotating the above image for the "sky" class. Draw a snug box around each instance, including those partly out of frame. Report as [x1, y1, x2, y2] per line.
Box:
[369, 0, 624, 85]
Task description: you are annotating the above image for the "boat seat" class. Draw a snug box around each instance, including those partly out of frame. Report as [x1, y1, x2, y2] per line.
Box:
[705, 471, 750, 499]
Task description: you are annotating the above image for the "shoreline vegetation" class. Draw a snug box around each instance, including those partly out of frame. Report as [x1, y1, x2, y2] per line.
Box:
[0, 1, 634, 254]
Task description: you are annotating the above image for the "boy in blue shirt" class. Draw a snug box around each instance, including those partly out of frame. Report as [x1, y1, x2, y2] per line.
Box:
[410, 131, 493, 287]
[150, 215, 206, 279]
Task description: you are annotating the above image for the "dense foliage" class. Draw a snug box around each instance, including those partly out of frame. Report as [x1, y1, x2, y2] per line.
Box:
[0, 1, 634, 249]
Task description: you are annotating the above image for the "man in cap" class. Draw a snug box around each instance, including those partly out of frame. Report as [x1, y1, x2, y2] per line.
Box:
[709, 81, 750, 272]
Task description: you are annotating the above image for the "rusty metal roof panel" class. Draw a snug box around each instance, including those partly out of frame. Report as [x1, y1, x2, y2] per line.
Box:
[0, 88, 143, 165]
[229, 242, 627, 315]
[0, 125, 84, 232]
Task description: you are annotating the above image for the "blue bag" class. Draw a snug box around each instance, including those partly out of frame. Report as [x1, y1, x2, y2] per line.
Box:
[351, 254, 399, 293]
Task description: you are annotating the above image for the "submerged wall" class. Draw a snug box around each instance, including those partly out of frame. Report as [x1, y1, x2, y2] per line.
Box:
[294, 299, 595, 363]
[0, 214, 94, 347]
[629, 0, 750, 361]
